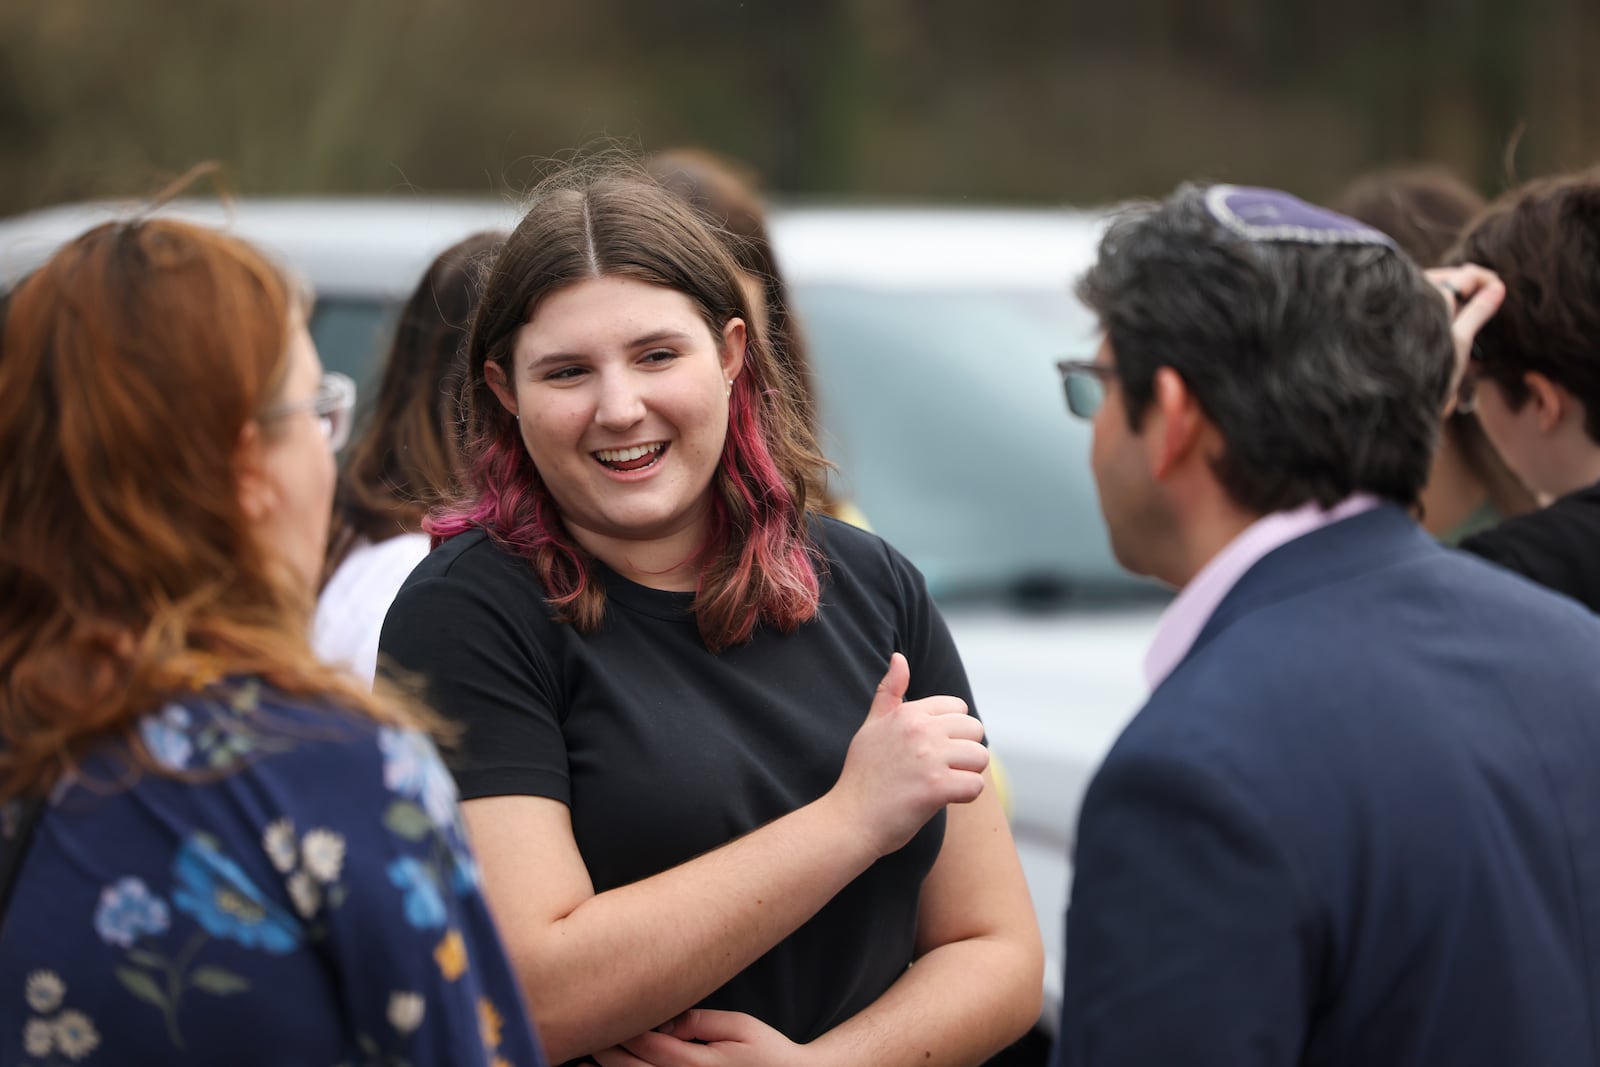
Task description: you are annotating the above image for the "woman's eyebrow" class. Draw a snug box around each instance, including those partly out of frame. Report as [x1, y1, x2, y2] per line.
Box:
[526, 330, 696, 369]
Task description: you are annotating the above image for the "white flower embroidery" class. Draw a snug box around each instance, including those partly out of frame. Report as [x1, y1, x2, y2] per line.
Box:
[301, 828, 346, 884]
[262, 818, 297, 874]
[25, 970, 64, 1013]
[287, 870, 321, 919]
[24, 1018, 54, 1056]
[53, 1009, 100, 1061]
[387, 990, 426, 1034]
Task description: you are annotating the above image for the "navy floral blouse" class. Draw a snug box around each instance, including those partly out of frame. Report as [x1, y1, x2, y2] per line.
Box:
[0, 679, 547, 1067]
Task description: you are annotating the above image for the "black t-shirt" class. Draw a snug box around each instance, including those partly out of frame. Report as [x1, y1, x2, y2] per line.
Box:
[377, 515, 979, 1051]
[1459, 481, 1600, 613]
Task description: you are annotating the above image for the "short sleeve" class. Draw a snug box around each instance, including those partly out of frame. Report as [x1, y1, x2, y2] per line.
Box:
[379, 566, 571, 804]
[882, 541, 982, 720]
[1052, 743, 1314, 1067]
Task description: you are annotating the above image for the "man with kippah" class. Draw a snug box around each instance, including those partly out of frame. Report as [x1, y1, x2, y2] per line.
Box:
[1048, 184, 1600, 1066]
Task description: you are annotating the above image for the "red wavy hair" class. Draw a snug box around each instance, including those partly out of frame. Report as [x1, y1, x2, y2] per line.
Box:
[0, 216, 419, 803]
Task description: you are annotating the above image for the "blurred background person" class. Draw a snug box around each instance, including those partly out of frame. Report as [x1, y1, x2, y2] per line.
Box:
[1333, 165, 1536, 542]
[646, 147, 869, 528]
[380, 162, 1041, 1066]
[0, 211, 544, 1065]
[314, 230, 503, 685]
[1447, 169, 1600, 612]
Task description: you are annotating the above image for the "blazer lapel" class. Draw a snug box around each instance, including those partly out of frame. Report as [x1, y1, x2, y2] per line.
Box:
[1178, 504, 1436, 671]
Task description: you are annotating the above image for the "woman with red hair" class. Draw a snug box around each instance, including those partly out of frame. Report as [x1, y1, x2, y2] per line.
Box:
[379, 162, 1042, 1067]
[0, 213, 544, 1065]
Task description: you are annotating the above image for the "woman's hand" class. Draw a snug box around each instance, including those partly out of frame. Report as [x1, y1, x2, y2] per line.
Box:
[1425, 264, 1505, 414]
[593, 1011, 810, 1067]
[829, 652, 990, 857]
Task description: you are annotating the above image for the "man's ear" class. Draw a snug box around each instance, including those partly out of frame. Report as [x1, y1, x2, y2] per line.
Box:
[720, 317, 747, 386]
[234, 421, 276, 523]
[1148, 367, 1204, 480]
[484, 359, 519, 418]
[1524, 371, 1567, 434]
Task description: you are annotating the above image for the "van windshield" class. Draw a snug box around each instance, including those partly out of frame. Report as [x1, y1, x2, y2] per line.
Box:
[792, 283, 1156, 604]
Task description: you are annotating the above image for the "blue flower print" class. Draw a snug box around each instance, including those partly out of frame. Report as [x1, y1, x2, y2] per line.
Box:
[172, 835, 300, 953]
[387, 856, 447, 929]
[449, 849, 480, 895]
[139, 703, 193, 770]
[94, 876, 170, 947]
[379, 727, 460, 831]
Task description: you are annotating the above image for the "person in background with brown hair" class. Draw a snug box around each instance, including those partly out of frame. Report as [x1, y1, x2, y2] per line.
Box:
[314, 230, 504, 685]
[1333, 165, 1536, 542]
[1445, 168, 1600, 612]
[0, 211, 545, 1066]
[646, 147, 869, 528]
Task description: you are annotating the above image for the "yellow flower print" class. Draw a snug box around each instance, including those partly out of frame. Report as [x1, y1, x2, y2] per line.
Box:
[491, 1058, 514, 1067]
[24, 1018, 53, 1057]
[25, 970, 65, 1013]
[434, 929, 467, 981]
[54, 1009, 100, 1061]
[478, 996, 504, 1050]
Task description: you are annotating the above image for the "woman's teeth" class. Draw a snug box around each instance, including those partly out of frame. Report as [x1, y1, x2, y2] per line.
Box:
[595, 443, 666, 471]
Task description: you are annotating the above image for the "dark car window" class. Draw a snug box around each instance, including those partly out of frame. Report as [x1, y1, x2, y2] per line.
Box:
[308, 297, 398, 386]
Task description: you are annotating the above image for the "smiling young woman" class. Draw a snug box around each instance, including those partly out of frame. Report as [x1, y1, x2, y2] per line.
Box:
[378, 161, 1043, 1067]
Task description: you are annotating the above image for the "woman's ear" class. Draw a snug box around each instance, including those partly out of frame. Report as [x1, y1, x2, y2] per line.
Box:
[484, 359, 519, 417]
[234, 421, 276, 523]
[1524, 371, 1567, 434]
[720, 317, 747, 385]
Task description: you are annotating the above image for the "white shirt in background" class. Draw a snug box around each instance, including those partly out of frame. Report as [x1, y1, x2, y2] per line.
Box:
[313, 533, 432, 687]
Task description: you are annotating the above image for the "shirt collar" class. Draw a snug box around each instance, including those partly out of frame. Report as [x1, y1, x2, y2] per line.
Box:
[1143, 493, 1382, 690]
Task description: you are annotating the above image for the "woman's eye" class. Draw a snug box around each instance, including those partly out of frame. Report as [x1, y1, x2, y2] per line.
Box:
[544, 365, 586, 381]
[641, 349, 677, 365]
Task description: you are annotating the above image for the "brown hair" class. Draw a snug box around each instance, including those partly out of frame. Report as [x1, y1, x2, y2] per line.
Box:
[323, 230, 504, 579]
[1333, 166, 1486, 269]
[0, 216, 420, 803]
[645, 149, 839, 513]
[1335, 166, 1537, 520]
[431, 162, 830, 651]
[1451, 168, 1600, 446]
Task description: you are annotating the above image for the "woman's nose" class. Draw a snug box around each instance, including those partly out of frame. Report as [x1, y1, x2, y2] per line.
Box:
[593, 370, 646, 430]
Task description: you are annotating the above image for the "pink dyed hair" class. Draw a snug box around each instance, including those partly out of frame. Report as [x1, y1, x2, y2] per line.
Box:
[428, 168, 830, 651]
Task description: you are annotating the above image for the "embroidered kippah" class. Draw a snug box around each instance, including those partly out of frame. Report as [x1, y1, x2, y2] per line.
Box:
[1204, 185, 1398, 250]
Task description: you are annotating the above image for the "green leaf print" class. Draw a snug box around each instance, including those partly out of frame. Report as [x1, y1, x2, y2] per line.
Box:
[189, 967, 251, 995]
[126, 949, 167, 968]
[383, 800, 431, 841]
[117, 965, 168, 1008]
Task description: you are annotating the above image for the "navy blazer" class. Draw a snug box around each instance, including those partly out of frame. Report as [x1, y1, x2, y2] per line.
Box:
[1052, 505, 1600, 1066]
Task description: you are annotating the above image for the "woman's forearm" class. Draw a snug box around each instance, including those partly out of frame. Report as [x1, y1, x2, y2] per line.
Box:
[807, 933, 1044, 1067]
[490, 791, 879, 1062]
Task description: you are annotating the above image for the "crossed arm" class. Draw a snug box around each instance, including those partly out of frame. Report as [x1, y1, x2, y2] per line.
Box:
[463, 656, 1042, 1066]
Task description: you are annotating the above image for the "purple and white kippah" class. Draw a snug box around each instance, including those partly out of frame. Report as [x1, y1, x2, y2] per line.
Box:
[1204, 184, 1398, 250]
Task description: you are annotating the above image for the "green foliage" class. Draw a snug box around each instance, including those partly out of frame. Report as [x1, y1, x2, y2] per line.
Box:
[187, 967, 251, 995]
[382, 800, 431, 841]
[0, 0, 1596, 213]
[115, 965, 167, 1008]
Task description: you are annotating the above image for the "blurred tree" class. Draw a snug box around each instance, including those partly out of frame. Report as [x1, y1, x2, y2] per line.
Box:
[0, 0, 1596, 213]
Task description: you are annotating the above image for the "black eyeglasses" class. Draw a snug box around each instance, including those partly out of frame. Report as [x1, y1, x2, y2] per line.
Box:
[1055, 359, 1118, 419]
